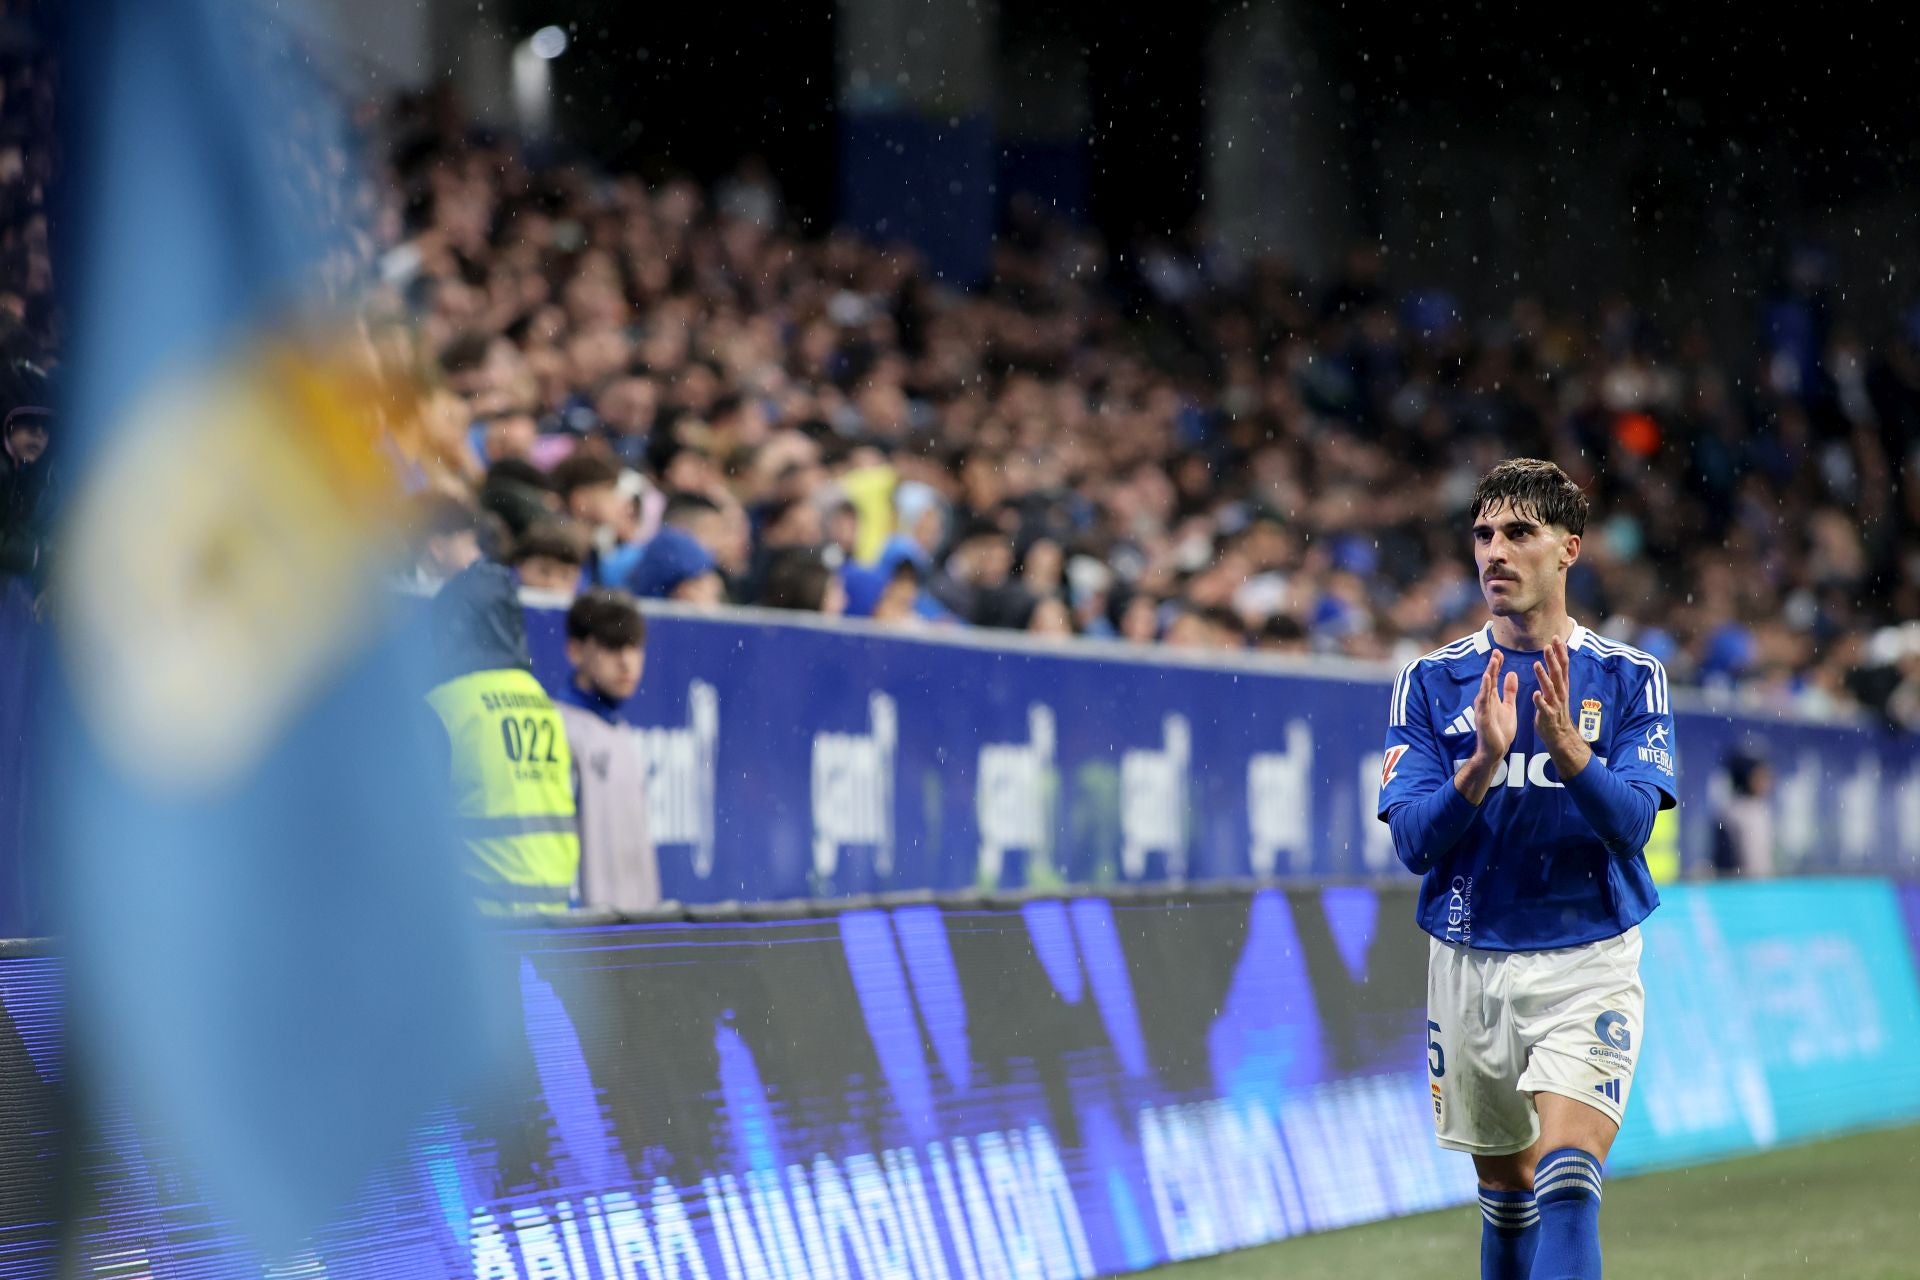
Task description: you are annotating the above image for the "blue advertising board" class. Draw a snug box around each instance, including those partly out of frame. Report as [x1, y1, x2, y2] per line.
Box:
[0, 580, 46, 938]
[2, 879, 1917, 1277]
[1615, 878, 1920, 1171]
[3, 599, 1915, 930]
[1902, 880, 1920, 971]
[524, 605, 1920, 904]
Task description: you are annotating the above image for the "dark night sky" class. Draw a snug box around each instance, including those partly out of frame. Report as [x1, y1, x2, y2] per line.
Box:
[517, 0, 1919, 319]
[1313, 1, 1918, 197]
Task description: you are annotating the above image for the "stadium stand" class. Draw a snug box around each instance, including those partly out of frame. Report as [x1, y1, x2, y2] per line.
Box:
[343, 90, 1920, 728]
[9, 77, 1920, 732]
[3, 12, 1920, 1278]
[0, 16, 55, 594]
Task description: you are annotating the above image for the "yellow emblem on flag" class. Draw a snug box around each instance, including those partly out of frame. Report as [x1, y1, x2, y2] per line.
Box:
[62, 335, 407, 794]
[1578, 697, 1604, 742]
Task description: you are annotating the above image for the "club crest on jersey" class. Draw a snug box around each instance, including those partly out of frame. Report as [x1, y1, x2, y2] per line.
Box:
[1578, 698, 1604, 742]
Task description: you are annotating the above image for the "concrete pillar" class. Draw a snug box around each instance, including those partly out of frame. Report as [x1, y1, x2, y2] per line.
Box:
[1206, 0, 1342, 275]
[301, 0, 434, 94]
[837, 0, 996, 284]
[997, 26, 1089, 223]
[418, 0, 512, 125]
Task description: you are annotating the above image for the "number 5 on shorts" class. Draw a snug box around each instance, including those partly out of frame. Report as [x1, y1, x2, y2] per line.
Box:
[1427, 1020, 1445, 1078]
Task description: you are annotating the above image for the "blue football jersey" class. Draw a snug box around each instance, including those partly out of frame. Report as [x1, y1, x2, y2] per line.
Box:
[1377, 622, 1678, 951]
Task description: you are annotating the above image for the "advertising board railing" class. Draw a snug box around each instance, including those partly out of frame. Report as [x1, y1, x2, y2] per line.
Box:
[2, 599, 1914, 937]
[523, 604, 1920, 904]
[2, 879, 1917, 1278]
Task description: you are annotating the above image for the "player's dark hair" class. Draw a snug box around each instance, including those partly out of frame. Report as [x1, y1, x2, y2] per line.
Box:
[1470, 458, 1589, 536]
[566, 588, 648, 648]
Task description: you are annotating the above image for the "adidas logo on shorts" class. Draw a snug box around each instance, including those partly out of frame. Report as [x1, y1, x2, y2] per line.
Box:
[1593, 1078, 1621, 1103]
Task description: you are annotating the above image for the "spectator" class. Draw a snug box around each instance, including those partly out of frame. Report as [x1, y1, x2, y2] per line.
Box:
[843, 534, 952, 623]
[335, 91, 1920, 719]
[1116, 593, 1162, 645]
[1256, 613, 1311, 655]
[893, 480, 950, 563]
[591, 469, 656, 589]
[1017, 537, 1066, 600]
[745, 494, 827, 602]
[1025, 595, 1074, 638]
[870, 557, 927, 629]
[1710, 749, 1776, 878]
[629, 526, 724, 605]
[479, 458, 557, 538]
[1065, 556, 1117, 638]
[0, 358, 53, 590]
[760, 495, 825, 551]
[477, 408, 539, 466]
[930, 518, 1027, 627]
[549, 452, 623, 533]
[549, 452, 635, 583]
[555, 589, 660, 913]
[1165, 604, 1246, 651]
[407, 493, 485, 592]
[512, 521, 588, 595]
[762, 548, 846, 615]
[654, 491, 730, 582]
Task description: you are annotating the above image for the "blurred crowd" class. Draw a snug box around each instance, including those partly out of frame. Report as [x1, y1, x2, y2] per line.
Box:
[11, 78, 1920, 733]
[0, 14, 54, 597]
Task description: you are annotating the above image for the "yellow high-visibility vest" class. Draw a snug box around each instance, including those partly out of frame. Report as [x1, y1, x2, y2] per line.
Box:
[426, 668, 580, 914]
[1645, 806, 1681, 884]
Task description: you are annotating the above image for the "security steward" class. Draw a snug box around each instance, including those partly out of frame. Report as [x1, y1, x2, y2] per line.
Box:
[426, 555, 580, 914]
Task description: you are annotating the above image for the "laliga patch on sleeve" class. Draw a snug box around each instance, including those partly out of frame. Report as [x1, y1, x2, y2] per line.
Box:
[1381, 744, 1410, 788]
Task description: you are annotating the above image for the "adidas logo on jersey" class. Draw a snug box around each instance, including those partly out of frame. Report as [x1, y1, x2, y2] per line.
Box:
[1441, 707, 1478, 737]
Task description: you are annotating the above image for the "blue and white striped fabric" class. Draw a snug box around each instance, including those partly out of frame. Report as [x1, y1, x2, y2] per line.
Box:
[1533, 1148, 1605, 1204]
[1479, 1186, 1542, 1233]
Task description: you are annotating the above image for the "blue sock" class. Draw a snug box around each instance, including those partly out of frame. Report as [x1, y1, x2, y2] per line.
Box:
[1478, 1186, 1539, 1279]
[1531, 1147, 1603, 1279]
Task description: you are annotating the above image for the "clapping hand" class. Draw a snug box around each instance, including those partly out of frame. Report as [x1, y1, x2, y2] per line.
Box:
[1532, 636, 1591, 774]
[1474, 650, 1519, 762]
[1454, 650, 1520, 804]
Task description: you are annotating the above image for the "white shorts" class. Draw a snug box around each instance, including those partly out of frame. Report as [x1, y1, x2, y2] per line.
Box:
[1426, 928, 1644, 1156]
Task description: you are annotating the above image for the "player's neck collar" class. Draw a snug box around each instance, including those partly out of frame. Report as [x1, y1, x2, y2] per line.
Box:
[1479, 617, 1587, 653]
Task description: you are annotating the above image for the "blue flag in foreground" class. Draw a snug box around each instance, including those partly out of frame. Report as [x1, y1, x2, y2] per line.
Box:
[51, 0, 500, 1251]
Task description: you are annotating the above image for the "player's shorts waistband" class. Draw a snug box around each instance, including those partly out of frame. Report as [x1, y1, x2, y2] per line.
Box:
[1430, 925, 1641, 960]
